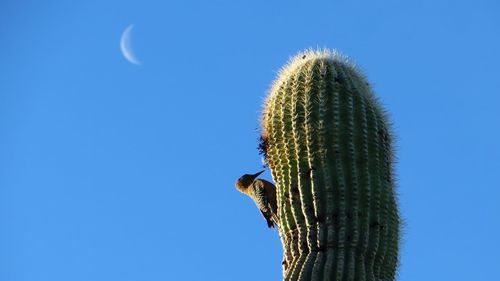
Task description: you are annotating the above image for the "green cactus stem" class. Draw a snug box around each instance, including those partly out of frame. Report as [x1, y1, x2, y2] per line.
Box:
[260, 49, 399, 281]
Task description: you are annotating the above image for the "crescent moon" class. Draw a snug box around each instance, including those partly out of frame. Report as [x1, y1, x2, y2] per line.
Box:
[120, 25, 141, 65]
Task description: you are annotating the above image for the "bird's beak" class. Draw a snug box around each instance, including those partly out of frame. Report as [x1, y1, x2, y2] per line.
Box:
[252, 170, 265, 178]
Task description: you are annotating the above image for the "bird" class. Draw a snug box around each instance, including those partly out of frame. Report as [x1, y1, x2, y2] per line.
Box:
[235, 170, 279, 228]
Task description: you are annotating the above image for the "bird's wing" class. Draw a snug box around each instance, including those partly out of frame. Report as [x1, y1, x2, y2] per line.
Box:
[251, 181, 276, 228]
[251, 180, 269, 210]
[259, 180, 280, 225]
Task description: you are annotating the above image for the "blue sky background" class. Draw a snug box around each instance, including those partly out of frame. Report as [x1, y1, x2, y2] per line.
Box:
[1, 1, 499, 280]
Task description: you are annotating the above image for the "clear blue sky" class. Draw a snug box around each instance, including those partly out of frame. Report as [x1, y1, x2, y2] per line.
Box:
[1, 1, 499, 280]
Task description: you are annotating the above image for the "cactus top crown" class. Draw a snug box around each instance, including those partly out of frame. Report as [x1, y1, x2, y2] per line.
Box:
[261, 49, 367, 140]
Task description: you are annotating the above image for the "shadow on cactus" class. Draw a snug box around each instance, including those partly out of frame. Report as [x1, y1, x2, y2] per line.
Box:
[258, 49, 400, 281]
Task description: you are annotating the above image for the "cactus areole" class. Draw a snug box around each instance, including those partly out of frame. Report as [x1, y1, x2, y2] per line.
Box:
[259, 50, 399, 281]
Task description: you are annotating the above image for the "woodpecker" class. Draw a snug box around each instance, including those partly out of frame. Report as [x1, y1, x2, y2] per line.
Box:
[235, 170, 279, 228]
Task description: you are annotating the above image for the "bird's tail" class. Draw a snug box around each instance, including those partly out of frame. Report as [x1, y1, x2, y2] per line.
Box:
[266, 218, 275, 228]
[271, 214, 279, 229]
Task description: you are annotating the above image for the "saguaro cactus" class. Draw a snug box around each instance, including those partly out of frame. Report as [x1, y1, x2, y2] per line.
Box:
[260, 50, 399, 281]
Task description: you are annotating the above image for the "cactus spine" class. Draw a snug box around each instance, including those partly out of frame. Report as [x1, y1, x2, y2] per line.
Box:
[260, 50, 399, 281]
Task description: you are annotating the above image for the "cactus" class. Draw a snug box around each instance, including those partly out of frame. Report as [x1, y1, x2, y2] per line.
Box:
[260, 50, 399, 281]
